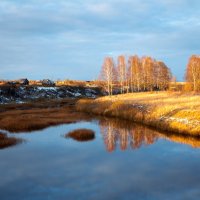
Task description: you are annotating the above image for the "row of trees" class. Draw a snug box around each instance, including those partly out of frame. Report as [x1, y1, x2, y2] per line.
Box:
[185, 55, 200, 92]
[99, 55, 172, 95]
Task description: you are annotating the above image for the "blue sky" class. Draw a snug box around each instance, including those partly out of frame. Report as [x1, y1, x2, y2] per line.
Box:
[0, 0, 200, 81]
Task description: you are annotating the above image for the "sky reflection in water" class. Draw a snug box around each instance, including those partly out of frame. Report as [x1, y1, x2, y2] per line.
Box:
[0, 119, 200, 200]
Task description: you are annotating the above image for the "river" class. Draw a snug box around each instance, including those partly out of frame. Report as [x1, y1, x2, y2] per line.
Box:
[1, 118, 200, 200]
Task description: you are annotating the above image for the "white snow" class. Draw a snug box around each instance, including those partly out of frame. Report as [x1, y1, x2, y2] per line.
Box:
[37, 87, 57, 91]
[16, 100, 25, 104]
[159, 116, 200, 128]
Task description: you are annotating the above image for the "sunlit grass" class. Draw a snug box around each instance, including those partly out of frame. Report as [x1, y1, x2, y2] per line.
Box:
[0, 99, 92, 133]
[76, 91, 200, 135]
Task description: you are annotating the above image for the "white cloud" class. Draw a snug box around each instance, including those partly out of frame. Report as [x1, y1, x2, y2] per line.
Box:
[86, 3, 115, 17]
[0, 0, 200, 80]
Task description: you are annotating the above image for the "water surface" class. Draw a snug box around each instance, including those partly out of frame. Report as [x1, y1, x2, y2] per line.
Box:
[1, 118, 200, 200]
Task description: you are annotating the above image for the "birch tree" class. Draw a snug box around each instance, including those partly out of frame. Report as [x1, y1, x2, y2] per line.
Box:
[155, 61, 171, 90]
[99, 55, 172, 94]
[117, 55, 126, 94]
[128, 55, 141, 92]
[100, 57, 116, 95]
[185, 55, 200, 91]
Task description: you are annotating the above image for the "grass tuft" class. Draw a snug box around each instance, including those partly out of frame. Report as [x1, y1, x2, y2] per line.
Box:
[65, 129, 95, 142]
[0, 133, 22, 149]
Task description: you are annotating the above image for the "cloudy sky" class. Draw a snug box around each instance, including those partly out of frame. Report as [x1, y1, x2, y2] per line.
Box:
[0, 0, 199, 81]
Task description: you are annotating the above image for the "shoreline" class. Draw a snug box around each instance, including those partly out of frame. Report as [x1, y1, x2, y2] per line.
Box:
[76, 92, 200, 136]
[0, 95, 200, 148]
[0, 98, 92, 133]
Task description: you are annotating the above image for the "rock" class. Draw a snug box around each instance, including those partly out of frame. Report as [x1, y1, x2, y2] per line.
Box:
[41, 79, 55, 86]
[18, 78, 29, 85]
[0, 85, 103, 104]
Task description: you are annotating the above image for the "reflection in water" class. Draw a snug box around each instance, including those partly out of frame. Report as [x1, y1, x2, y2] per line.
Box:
[99, 119, 158, 152]
[161, 134, 200, 148]
[1, 121, 200, 199]
[99, 118, 200, 152]
[0, 132, 22, 149]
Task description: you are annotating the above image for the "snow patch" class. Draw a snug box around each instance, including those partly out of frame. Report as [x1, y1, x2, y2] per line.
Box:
[37, 87, 57, 91]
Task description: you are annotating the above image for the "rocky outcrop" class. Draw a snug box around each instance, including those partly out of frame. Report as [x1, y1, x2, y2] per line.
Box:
[0, 85, 103, 104]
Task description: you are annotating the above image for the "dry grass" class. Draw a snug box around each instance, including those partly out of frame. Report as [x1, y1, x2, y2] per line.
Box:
[76, 91, 200, 135]
[0, 133, 22, 149]
[0, 98, 92, 133]
[65, 129, 95, 142]
[98, 117, 200, 150]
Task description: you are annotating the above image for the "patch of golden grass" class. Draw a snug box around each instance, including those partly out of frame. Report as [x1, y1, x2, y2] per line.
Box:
[0, 98, 92, 133]
[0, 133, 22, 149]
[76, 92, 200, 135]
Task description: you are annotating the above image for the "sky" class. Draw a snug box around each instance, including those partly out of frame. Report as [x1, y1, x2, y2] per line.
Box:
[0, 0, 200, 81]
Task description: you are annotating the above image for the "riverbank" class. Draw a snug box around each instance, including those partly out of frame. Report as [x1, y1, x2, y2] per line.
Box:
[76, 92, 200, 136]
[0, 98, 92, 133]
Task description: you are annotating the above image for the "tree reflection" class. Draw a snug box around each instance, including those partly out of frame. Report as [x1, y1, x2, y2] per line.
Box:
[100, 121, 117, 152]
[119, 129, 129, 151]
[99, 118, 200, 152]
[99, 118, 159, 152]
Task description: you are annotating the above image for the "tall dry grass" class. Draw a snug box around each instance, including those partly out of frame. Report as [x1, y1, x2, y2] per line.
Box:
[0, 133, 22, 149]
[76, 92, 200, 135]
[0, 98, 92, 133]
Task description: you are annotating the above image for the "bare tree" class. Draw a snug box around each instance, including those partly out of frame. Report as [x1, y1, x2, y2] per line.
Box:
[99, 55, 172, 94]
[141, 56, 148, 91]
[99, 57, 116, 95]
[127, 56, 134, 92]
[156, 61, 172, 90]
[128, 55, 141, 92]
[117, 55, 126, 94]
[144, 57, 155, 91]
[185, 55, 200, 91]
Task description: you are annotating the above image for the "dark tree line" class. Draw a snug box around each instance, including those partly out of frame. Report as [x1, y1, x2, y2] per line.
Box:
[99, 55, 172, 95]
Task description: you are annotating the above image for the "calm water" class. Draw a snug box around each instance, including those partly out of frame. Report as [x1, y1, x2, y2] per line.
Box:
[1, 118, 200, 200]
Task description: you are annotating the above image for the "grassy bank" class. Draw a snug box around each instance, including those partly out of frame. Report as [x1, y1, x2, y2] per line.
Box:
[76, 92, 200, 135]
[0, 98, 92, 133]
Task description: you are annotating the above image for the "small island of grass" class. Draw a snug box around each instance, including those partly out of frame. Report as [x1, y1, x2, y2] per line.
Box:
[65, 129, 95, 142]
